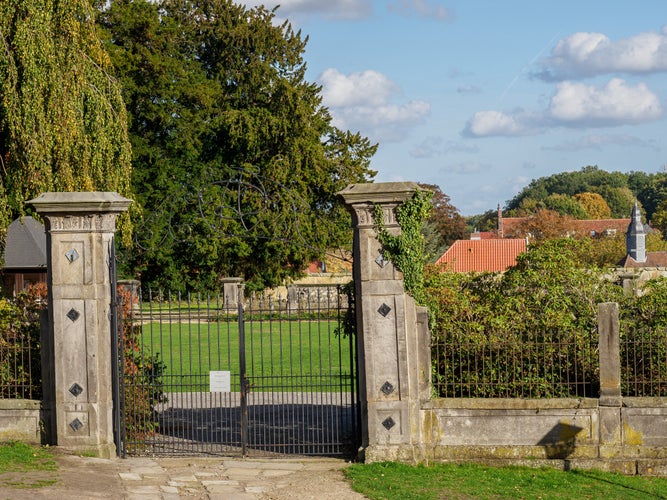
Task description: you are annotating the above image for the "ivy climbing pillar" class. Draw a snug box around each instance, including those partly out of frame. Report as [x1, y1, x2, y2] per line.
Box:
[29, 192, 132, 458]
[339, 182, 431, 462]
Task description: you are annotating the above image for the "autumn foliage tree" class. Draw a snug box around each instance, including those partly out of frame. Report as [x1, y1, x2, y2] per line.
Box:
[505, 209, 580, 242]
[418, 183, 465, 259]
[573, 192, 612, 219]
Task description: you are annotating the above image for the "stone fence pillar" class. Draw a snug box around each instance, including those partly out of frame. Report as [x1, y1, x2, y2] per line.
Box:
[598, 302, 622, 457]
[339, 182, 430, 462]
[221, 277, 244, 310]
[29, 192, 132, 458]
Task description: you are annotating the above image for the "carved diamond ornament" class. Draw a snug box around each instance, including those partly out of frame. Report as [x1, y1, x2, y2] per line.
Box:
[382, 417, 396, 430]
[378, 303, 391, 317]
[66, 309, 80, 322]
[65, 248, 79, 263]
[69, 383, 83, 398]
[381, 381, 395, 396]
[69, 418, 83, 432]
[375, 253, 389, 268]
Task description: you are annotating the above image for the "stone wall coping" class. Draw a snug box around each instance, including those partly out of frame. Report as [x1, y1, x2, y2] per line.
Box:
[0, 399, 41, 410]
[424, 397, 598, 410]
[27, 192, 132, 214]
[337, 182, 420, 204]
[623, 397, 667, 408]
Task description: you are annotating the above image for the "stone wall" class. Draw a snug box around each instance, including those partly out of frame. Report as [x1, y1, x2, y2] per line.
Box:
[0, 400, 42, 444]
[412, 397, 667, 474]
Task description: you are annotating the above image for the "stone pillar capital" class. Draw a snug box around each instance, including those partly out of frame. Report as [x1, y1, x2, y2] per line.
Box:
[27, 192, 132, 215]
[338, 182, 420, 230]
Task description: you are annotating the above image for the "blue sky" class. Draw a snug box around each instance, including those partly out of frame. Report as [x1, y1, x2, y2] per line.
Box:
[240, 0, 667, 215]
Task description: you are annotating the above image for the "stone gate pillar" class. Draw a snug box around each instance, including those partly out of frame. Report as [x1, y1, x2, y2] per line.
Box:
[339, 182, 430, 462]
[28, 192, 132, 458]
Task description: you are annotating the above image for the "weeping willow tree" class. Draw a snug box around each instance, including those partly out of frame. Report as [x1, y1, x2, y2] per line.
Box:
[0, 0, 133, 240]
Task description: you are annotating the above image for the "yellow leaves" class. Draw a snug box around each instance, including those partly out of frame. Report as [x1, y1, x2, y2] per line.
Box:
[574, 192, 612, 219]
[0, 0, 133, 237]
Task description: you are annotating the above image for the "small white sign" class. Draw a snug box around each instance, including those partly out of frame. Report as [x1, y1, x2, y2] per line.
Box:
[209, 371, 231, 392]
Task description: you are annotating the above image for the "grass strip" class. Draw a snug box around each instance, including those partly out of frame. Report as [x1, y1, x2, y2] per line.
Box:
[345, 461, 667, 499]
[0, 441, 57, 489]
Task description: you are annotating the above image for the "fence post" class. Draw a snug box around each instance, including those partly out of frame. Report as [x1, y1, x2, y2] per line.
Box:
[338, 182, 429, 462]
[222, 277, 243, 310]
[598, 302, 622, 457]
[28, 192, 132, 458]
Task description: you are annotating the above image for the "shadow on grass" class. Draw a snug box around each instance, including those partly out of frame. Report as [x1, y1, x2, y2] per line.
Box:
[569, 469, 667, 499]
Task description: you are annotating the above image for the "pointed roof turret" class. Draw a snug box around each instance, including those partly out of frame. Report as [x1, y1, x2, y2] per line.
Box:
[626, 202, 646, 263]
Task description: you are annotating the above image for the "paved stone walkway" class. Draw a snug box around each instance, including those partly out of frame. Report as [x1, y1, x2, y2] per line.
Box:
[0, 453, 367, 500]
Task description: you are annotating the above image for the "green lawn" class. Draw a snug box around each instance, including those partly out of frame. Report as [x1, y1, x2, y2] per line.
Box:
[0, 442, 57, 489]
[345, 461, 667, 499]
[136, 319, 355, 392]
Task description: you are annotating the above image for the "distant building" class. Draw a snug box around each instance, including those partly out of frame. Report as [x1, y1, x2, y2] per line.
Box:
[500, 213, 630, 239]
[617, 203, 667, 268]
[435, 238, 527, 273]
[1, 216, 47, 296]
[469, 231, 496, 240]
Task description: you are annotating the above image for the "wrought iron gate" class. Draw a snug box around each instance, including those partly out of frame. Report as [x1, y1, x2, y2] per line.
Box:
[113, 283, 359, 458]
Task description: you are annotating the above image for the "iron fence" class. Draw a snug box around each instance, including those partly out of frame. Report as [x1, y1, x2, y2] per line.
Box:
[0, 290, 45, 400]
[0, 328, 41, 399]
[621, 326, 667, 397]
[432, 328, 599, 398]
[117, 284, 359, 457]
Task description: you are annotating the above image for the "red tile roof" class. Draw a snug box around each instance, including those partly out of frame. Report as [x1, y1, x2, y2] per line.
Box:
[573, 219, 630, 235]
[618, 252, 667, 268]
[501, 216, 630, 238]
[435, 239, 527, 273]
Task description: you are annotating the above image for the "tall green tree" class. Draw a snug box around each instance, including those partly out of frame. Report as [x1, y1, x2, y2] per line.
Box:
[592, 186, 636, 218]
[97, 0, 376, 291]
[543, 193, 587, 219]
[0, 0, 133, 238]
[637, 172, 667, 223]
[508, 166, 640, 216]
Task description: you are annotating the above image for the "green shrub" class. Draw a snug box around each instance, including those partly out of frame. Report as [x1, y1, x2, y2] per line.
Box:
[426, 239, 624, 398]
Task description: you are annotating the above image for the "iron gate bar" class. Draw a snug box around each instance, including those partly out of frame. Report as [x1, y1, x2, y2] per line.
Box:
[109, 238, 124, 458]
[239, 299, 249, 456]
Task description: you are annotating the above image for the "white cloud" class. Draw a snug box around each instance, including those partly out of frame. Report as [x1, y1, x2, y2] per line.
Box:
[464, 78, 662, 137]
[318, 69, 398, 107]
[536, 26, 667, 80]
[548, 78, 662, 125]
[387, 0, 452, 20]
[319, 68, 430, 142]
[462, 110, 535, 137]
[240, 0, 372, 21]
